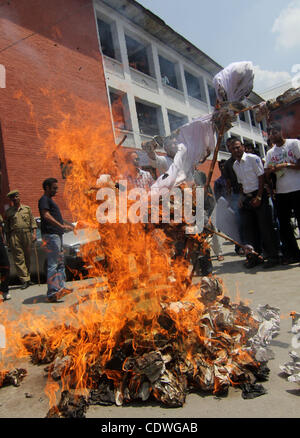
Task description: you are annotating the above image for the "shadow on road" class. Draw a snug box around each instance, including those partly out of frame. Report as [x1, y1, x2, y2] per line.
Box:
[22, 295, 50, 305]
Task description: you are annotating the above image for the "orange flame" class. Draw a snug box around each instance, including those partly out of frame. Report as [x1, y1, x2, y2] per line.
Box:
[0, 90, 261, 409]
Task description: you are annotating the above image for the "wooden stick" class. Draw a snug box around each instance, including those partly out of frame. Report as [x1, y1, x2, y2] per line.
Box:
[204, 125, 225, 195]
[236, 103, 260, 114]
[204, 101, 261, 194]
[204, 226, 263, 260]
[116, 134, 127, 148]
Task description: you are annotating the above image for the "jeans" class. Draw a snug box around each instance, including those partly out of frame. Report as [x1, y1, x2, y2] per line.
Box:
[43, 234, 65, 297]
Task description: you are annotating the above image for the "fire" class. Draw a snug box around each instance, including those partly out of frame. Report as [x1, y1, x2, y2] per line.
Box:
[0, 92, 273, 415]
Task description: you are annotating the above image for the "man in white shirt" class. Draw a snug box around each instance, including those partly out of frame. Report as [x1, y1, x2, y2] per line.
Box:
[232, 140, 280, 269]
[264, 123, 300, 264]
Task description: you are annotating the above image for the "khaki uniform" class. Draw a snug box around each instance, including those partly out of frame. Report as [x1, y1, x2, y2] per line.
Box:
[5, 205, 37, 283]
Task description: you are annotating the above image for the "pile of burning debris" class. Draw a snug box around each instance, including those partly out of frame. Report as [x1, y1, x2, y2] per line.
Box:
[0, 62, 284, 417]
[0, 277, 279, 418]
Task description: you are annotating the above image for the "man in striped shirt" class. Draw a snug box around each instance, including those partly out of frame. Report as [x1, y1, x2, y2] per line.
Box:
[125, 151, 154, 190]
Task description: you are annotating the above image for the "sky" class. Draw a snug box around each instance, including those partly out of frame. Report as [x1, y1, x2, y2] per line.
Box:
[137, 0, 300, 97]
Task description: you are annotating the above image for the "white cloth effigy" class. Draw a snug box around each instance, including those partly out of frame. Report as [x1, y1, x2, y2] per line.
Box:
[213, 61, 254, 103]
[151, 61, 254, 193]
[151, 114, 215, 191]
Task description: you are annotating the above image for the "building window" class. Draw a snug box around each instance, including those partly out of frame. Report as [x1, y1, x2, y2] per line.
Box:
[159, 55, 179, 89]
[125, 35, 151, 76]
[207, 83, 217, 107]
[220, 133, 230, 152]
[243, 139, 255, 154]
[230, 134, 242, 144]
[60, 159, 72, 179]
[168, 111, 188, 132]
[254, 142, 262, 157]
[249, 110, 256, 127]
[109, 90, 131, 131]
[97, 18, 117, 60]
[239, 111, 246, 123]
[136, 101, 160, 136]
[185, 71, 206, 102]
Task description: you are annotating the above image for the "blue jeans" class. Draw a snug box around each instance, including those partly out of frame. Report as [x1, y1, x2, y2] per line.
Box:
[43, 234, 66, 297]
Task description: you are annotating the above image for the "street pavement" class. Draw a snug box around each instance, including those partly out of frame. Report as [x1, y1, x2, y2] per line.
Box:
[0, 241, 299, 418]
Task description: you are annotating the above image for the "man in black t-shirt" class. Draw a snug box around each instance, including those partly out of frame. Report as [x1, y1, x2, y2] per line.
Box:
[38, 178, 74, 302]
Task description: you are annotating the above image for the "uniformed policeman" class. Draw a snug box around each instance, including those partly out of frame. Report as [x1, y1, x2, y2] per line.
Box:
[4, 190, 37, 289]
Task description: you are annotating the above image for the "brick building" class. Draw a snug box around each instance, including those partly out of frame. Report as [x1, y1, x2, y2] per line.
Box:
[0, 0, 114, 217]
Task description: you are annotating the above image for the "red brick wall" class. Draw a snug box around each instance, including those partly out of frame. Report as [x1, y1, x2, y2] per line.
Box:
[198, 159, 221, 188]
[0, 0, 114, 218]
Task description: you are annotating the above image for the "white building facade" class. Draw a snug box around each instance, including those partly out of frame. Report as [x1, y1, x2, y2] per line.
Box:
[93, 0, 267, 162]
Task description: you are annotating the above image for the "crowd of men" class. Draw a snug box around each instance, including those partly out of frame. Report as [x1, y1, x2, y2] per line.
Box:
[0, 121, 299, 303]
[214, 122, 300, 268]
[0, 178, 73, 302]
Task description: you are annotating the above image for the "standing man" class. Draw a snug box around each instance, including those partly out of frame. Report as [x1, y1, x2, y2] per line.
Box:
[0, 213, 10, 301]
[38, 178, 74, 302]
[214, 160, 228, 202]
[265, 123, 300, 264]
[223, 137, 245, 253]
[5, 190, 37, 289]
[231, 140, 280, 269]
[194, 169, 223, 266]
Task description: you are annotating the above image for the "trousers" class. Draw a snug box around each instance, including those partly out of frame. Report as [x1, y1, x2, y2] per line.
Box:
[275, 190, 300, 260]
[43, 234, 66, 297]
[240, 190, 279, 260]
[10, 230, 32, 282]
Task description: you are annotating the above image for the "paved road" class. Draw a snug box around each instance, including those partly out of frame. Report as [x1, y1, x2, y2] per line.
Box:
[0, 242, 299, 418]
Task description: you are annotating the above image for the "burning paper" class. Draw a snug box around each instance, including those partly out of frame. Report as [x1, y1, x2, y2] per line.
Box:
[0, 89, 276, 418]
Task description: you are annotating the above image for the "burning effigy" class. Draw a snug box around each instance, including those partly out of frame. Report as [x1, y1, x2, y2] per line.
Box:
[0, 62, 282, 417]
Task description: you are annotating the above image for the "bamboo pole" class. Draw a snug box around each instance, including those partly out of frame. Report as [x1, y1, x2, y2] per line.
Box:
[204, 225, 263, 260]
[116, 134, 127, 148]
[204, 101, 262, 195]
[237, 103, 260, 114]
[204, 124, 225, 195]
